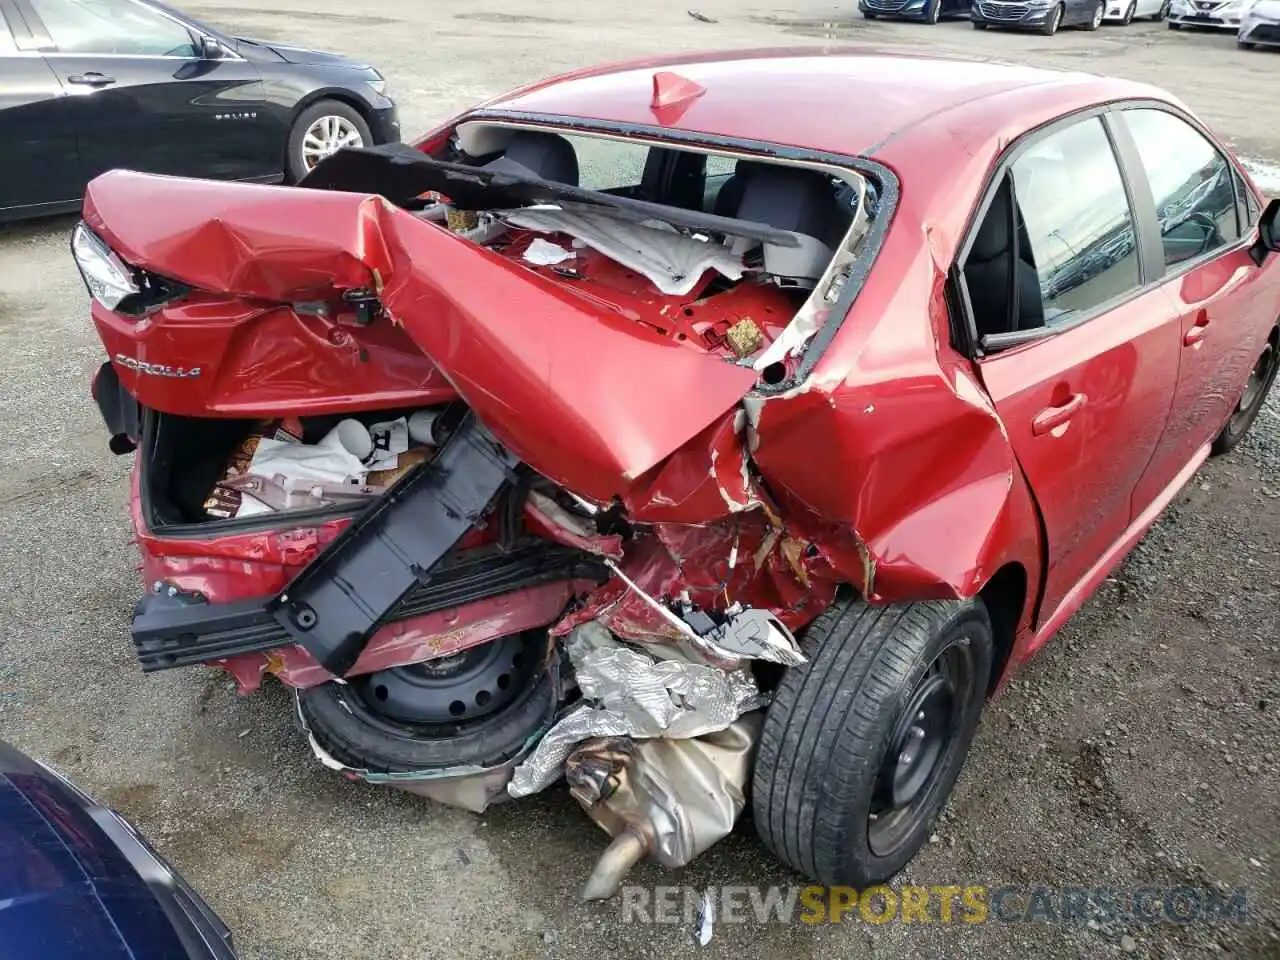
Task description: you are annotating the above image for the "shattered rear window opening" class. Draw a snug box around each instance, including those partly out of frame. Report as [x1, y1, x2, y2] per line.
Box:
[302, 118, 881, 379]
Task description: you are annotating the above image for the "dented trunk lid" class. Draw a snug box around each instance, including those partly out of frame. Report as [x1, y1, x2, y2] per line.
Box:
[84, 170, 757, 502]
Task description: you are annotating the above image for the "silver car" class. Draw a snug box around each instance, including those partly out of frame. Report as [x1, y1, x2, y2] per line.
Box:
[1167, 0, 1251, 28]
[1239, 0, 1280, 44]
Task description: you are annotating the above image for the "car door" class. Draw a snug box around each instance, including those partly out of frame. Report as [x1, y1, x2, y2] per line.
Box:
[960, 114, 1180, 625]
[23, 0, 278, 182]
[1114, 106, 1275, 509]
[0, 0, 81, 214]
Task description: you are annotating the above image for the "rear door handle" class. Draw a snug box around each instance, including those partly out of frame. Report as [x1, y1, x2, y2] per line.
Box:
[1032, 393, 1087, 436]
[67, 73, 116, 87]
[1184, 311, 1210, 347]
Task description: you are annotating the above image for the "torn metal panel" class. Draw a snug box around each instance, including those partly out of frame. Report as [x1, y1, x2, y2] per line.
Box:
[507, 622, 766, 798]
[749, 354, 1039, 601]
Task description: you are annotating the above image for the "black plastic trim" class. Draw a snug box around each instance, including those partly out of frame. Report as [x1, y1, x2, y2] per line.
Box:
[267, 412, 521, 675]
[132, 540, 605, 672]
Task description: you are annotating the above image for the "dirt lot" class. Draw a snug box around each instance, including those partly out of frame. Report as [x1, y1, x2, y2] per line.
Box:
[1, 2, 1277, 958]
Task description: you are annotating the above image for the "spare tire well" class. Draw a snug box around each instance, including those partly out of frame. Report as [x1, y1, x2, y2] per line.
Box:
[979, 562, 1027, 694]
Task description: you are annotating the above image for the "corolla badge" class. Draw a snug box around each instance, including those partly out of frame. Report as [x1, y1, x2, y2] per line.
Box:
[115, 354, 202, 378]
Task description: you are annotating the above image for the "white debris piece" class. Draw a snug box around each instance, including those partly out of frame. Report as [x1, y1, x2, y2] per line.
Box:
[522, 237, 576, 266]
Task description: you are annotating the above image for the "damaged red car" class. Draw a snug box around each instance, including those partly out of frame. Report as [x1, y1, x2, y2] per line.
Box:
[78, 49, 1280, 896]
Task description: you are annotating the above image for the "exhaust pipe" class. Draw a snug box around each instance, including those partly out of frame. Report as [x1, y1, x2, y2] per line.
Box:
[580, 823, 653, 901]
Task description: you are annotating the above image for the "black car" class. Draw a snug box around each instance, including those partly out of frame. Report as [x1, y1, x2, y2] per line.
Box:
[0, 0, 399, 223]
[860, 0, 972, 22]
[970, 0, 1105, 32]
[0, 738, 236, 959]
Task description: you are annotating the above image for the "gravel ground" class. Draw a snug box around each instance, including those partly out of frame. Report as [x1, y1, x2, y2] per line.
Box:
[0, 3, 1277, 958]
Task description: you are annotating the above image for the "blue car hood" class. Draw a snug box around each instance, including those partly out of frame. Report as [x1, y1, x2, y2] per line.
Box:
[0, 745, 190, 960]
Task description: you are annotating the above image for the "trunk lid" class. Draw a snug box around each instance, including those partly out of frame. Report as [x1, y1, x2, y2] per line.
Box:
[84, 170, 757, 502]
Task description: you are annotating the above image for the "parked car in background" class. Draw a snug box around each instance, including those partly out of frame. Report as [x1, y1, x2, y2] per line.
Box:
[971, 0, 1105, 34]
[77, 49, 1280, 894]
[1167, 0, 1252, 28]
[0, 0, 399, 223]
[0, 739, 236, 959]
[1102, 0, 1170, 23]
[1238, 0, 1280, 44]
[860, 0, 971, 22]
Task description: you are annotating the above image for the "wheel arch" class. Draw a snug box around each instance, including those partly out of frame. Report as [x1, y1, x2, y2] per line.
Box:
[977, 561, 1028, 694]
[288, 87, 378, 132]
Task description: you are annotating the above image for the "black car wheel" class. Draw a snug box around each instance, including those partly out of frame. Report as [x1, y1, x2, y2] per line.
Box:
[752, 596, 993, 886]
[925, 0, 943, 23]
[1041, 3, 1064, 33]
[1212, 333, 1279, 456]
[287, 99, 373, 183]
[1084, 1, 1104, 28]
[297, 630, 557, 772]
[1154, 0, 1170, 17]
[1121, 0, 1136, 23]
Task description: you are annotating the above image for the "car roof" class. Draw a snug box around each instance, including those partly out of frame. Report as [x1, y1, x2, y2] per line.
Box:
[485, 47, 1168, 160]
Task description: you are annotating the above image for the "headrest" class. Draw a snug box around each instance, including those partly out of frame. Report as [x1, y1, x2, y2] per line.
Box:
[482, 131, 579, 186]
[735, 164, 845, 248]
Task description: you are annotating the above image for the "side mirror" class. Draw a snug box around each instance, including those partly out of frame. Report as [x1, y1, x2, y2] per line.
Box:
[1251, 197, 1280, 266]
[199, 35, 226, 59]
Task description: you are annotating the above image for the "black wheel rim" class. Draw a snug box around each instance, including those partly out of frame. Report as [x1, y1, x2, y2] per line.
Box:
[350, 631, 538, 726]
[868, 636, 978, 857]
[1228, 343, 1277, 436]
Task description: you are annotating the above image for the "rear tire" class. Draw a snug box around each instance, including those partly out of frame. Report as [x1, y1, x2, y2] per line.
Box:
[1153, 0, 1169, 18]
[1121, 1, 1136, 23]
[752, 596, 993, 886]
[1084, 1, 1104, 29]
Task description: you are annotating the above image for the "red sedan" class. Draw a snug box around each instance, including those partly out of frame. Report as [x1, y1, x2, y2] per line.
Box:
[76, 49, 1280, 893]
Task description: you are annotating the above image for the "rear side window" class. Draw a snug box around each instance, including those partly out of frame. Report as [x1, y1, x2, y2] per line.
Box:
[29, 0, 198, 56]
[1120, 108, 1241, 269]
[1010, 117, 1140, 326]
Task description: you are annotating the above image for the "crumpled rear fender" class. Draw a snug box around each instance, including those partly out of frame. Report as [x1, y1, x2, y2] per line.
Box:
[751, 354, 1043, 606]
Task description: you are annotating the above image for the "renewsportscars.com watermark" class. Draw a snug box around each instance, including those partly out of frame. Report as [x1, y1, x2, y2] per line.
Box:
[620, 884, 1252, 926]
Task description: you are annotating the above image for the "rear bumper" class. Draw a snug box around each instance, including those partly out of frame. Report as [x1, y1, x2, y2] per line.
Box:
[89, 381, 606, 683]
[134, 541, 605, 673]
